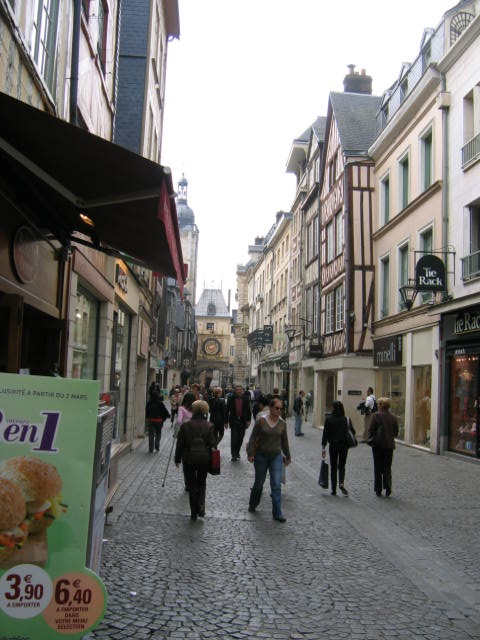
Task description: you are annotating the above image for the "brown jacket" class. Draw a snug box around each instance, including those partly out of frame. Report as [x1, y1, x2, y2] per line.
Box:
[369, 410, 399, 449]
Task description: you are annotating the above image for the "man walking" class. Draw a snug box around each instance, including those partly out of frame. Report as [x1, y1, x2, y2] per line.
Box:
[226, 385, 252, 460]
[293, 390, 305, 436]
[361, 386, 377, 441]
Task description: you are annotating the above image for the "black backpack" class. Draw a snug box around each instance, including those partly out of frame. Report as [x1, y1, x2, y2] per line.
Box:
[187, 429, 210, 466]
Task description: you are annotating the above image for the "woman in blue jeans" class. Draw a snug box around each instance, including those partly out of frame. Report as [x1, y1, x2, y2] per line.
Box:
[246, 398, 291, 522]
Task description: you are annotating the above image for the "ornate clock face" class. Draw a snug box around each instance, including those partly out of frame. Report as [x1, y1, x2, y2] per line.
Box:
[203, 338, 221, 356]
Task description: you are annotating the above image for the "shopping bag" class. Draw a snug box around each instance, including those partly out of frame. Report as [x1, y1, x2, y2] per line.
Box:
[208, 449, 221, 475]
[318, 460, 329, 488]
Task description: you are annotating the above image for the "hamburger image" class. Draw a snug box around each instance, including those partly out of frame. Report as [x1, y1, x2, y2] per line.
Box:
[0, 477, 28, 562]
[0, 456, 66, 535]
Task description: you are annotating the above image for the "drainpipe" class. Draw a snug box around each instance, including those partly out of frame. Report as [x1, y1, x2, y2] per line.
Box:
[439, 71, 450, 456]
[69, 0, 82, 125]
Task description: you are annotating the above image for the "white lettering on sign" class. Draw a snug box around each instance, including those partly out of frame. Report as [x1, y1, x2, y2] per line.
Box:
[418, 267, 443, 288]
[455, 311, 480, 334]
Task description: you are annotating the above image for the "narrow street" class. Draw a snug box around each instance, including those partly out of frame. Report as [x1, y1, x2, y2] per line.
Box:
[92, 417, 480, 640]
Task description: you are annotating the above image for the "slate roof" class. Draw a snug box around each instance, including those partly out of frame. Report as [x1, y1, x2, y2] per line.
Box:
[311, 115, 327, 142]
[330, 92, 382, 155]
[196, 288, 230, 317]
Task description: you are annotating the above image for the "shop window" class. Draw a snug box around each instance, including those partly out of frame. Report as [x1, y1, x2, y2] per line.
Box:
[449, 353, 479, 457]
[376, 369, 406, 440]
[413, 366, 431, 446]
[72, 286, 99, 380]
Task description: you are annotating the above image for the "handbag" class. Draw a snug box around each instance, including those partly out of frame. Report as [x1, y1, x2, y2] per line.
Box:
[318, 459, 329, 488]
[345, 417, 358, 448]
[208, 449, 220, 475]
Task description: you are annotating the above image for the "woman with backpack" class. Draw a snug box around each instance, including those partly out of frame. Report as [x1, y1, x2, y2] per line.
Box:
[321, 401, 355, 496]
[174, 400, 217, 520]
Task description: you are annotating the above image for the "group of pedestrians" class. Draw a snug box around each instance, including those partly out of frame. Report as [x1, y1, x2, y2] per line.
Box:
[145, 380, 400, 522]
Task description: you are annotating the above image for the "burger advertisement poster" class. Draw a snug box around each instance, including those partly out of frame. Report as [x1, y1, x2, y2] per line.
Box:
[0, 373, 107, 639]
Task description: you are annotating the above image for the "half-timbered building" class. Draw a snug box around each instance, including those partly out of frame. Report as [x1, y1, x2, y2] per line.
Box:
[315, 68, 381, 432]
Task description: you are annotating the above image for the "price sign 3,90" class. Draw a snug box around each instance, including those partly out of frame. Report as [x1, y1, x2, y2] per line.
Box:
[0, 564, 53, 619]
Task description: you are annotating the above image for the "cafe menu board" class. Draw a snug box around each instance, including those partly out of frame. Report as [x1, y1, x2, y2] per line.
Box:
[0, 373, 107, 639]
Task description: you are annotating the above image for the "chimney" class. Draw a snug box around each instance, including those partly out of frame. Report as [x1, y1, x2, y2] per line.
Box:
[227, 289, 231, 312]
[343, 64, 372, 95]
[254, 236, 264, 245]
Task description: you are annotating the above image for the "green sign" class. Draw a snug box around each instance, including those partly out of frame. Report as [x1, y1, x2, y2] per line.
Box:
[0, 373, 107, 639]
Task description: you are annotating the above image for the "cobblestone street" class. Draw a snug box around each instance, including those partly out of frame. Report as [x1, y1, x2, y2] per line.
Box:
[91, 418, 480, 639]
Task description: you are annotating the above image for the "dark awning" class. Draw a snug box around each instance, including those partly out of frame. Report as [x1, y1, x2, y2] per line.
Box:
[0, 91, 185, 288]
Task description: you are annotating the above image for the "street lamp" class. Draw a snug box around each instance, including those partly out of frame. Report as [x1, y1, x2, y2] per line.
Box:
[399, 279, 418, 311]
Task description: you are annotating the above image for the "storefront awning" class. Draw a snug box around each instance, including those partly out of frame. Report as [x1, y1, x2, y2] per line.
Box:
[0, 91, 185, 288]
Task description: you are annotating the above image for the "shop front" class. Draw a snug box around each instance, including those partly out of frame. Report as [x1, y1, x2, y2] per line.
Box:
[374, 335, 406, 440]
[443, 307, 480, 458]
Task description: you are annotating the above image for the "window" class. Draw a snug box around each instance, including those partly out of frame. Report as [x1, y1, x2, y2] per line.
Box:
[312, 216, 319, 258]
[400, 78, 408, 103]
[325, 291, 334, 334]
[326, 220, 334, 263]
[328, 152, 338, 189]
[381, 173, 390, 225]
[207, 303, 216, 315]
[398, 244, 409, 311]
[72, 286, 99, 379]
[206, 322, 215, 331]
[420, 227, 433, 303]
[230, 346, 235, 357]
[335, 211, 343, 256]
[399, 153, 409, 210]
[313, 284, 319, 334]
[380, 255, 390, 317]
[31, 0, 59, 93]
[335, 284, 344, 331]
[306, 287, 313, 334]
[420, 129, 433, 191]
[462, 86, 480, 167]
[97, 0, 108, 75]
[422, 41, 431, 72]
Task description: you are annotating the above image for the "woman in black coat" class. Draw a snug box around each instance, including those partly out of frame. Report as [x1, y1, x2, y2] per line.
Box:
[145, 389, 170, 453]
[209, 387, 227, 444]
[368, 397, 399, 497]
[321, 401, 354, 496]
[175, 400, 217, 519]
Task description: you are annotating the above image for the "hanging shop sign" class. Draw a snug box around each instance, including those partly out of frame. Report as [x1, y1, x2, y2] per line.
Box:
[373, 335, 403, 367]
[279, 357, 290, 371]
[415, 255, 446, 292]
[0, 373, 107, 640]
[454, 308, 480, 336]
[309, 343, 324, 358]
[263, 325, 273, 344]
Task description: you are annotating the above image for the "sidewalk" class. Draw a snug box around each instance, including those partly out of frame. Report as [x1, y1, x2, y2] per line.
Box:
[92, 415, 480, 639]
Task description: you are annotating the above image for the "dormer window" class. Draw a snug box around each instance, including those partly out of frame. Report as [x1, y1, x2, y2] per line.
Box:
[207, 303, 216, 316]
[450, 11, 474, 45]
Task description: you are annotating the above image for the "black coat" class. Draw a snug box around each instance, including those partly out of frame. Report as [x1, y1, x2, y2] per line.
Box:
[322, 415, 353, 448]
[174, 417, 217, 466]
[210, 397, 227, 426]
[145, 398, 170, 421]
[226, 394, 252, 426]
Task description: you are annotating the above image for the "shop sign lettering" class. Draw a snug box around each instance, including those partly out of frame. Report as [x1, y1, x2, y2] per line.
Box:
[415, 255, 446, 292]
[454, 310, 480, 335]
[373, 335, 402, 367]
[0, 408, 61, 452]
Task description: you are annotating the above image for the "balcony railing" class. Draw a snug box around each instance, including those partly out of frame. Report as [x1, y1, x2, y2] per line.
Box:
[461, 250, 480, 281]
[462, 133, 480, 168]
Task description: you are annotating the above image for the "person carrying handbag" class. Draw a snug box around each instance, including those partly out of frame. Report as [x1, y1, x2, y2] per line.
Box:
[321, 401, 355, 496]
[368, 397, 399, 497]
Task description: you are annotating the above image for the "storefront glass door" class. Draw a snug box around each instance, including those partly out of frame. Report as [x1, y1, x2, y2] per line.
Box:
[449, 353, 479, 457]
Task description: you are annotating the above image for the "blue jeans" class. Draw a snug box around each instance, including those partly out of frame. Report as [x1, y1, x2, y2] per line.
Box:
[294, 413, 303, 435]
[249, 453, 283, 518]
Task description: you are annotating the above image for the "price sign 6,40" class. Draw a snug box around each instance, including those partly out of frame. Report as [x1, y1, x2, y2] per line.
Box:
[55, 578, 92, 605]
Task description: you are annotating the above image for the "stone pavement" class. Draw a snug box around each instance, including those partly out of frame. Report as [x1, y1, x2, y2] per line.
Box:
[91, 415, 480, 640]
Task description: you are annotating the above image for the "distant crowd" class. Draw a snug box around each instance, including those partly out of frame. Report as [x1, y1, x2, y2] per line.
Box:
[144, 381, 398, 522]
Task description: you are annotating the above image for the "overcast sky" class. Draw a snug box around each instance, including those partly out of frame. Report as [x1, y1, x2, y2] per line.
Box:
[162, 0, 456, 307]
